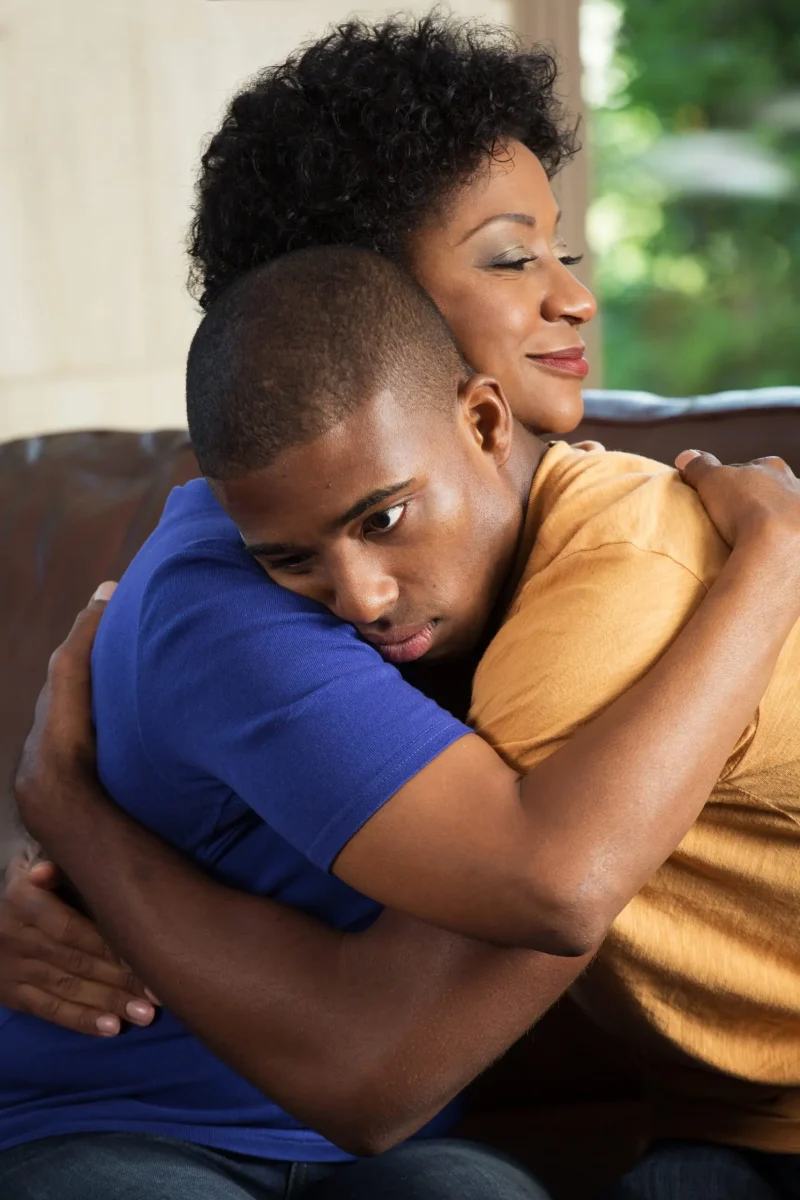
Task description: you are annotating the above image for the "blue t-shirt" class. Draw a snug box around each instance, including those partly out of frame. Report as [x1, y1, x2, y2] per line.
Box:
[0, 480, 469, 1160]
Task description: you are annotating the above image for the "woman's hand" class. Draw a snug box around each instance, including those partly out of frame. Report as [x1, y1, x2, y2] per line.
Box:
[0, 855, 156, 1035]
[16, 583, 115, 850]
[8, 580, 158, 1035]
[676, 450, 800, 562]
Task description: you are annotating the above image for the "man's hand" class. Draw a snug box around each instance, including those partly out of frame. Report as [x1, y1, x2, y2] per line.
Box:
[0, 855, 156, 1035]
[8, 581, 157, 1034]
[676, 450, 800, 564]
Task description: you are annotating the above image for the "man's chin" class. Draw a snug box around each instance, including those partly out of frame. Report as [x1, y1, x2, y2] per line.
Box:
[416, 625, 483, 666]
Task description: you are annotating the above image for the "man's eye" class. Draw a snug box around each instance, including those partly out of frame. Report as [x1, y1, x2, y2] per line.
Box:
[266, 556, 311, 573]
[364, 503, 406, 535]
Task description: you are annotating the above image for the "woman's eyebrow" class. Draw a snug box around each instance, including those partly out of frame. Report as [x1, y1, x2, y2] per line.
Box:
[458, 209, 564, 245]
[458, 212, 537, 244]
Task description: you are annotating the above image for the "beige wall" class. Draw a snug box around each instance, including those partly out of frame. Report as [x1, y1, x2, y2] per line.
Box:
[0, 0, 586, 443]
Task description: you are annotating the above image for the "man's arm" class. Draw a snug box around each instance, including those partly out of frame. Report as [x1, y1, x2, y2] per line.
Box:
[84, 460, 800, 963]
[14, 455, 800, 1151]
[328, 541, 800, 953]
[323, 456, 800, 950]
[8, 515, 793, 1150]
[14, 601, 588, 1153]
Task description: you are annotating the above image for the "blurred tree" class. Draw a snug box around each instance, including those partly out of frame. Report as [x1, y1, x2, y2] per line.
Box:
[586, 0, 800, 395]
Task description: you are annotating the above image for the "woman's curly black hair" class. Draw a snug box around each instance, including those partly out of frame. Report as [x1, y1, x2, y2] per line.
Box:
[189, 12, 578, 310]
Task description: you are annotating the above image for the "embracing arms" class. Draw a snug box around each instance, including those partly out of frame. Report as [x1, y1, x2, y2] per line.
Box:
[9, 452, 800, 1152]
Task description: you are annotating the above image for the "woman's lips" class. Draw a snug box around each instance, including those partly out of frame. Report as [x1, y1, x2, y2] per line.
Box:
[528, 346, 590, 379]
[364, 621, 437, 664]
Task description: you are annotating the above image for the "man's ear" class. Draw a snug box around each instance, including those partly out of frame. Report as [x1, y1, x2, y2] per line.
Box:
[457, 375, 514, 468]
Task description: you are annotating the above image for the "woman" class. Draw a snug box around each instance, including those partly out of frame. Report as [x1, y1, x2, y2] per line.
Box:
[191, 15, 591, 438]
[3, 16, 800, 1200]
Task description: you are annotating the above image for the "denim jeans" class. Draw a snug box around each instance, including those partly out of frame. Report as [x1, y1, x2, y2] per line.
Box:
[604, 1139, 800, 1200]
[0, 1132, 552, 1200]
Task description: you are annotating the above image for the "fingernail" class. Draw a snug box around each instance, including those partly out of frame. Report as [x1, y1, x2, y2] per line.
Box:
[92, 581, 117, 603]
[97, 1014, 121, 1036]
[29, 860, 55, 878]
[126, 1000, 155, 1024]
[144, 988, 162, 1006]
[675, 450, 700, 470]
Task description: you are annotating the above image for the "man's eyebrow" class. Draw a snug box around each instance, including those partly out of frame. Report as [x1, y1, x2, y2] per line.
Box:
[245, 541, 308, 559]
[242, 481, 413, 557]
[335, 481, 413, 527]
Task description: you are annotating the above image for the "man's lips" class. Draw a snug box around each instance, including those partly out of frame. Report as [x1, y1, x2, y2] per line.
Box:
[362, 621, 438, 664]
[527, 345, 589, 379]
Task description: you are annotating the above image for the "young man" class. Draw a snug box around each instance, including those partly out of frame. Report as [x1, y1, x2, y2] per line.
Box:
[185, 250, 800, 1160]
[5, 248, 800, 1200]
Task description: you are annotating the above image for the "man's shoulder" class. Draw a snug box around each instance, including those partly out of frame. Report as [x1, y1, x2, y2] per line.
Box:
[93, 479, 328, 691]
[527, 442, 727, 585]
[109, 478, 307, 621]
[141, 477, 254, 572]
[93, 479, 364, 753]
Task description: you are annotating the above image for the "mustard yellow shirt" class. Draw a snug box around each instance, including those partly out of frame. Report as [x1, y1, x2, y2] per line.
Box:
[470, 441, 800, 1152]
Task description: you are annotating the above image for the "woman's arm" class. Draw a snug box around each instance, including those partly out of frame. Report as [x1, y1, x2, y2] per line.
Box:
[13, 453, 800, 1150]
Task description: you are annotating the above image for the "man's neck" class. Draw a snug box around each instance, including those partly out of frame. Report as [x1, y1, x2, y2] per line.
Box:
[474, 427, 551, 656]
[419, 429, 554, 687]
[505, 424, 551, 516]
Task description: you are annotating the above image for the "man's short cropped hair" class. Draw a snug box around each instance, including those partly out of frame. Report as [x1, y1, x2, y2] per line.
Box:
[186, 245, 466, 481]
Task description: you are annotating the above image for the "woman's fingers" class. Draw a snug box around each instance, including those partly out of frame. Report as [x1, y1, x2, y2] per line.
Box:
[13, 958, 155, 1029]
[1, 856, 155, 1036]
[7, 861, 117, 963]
[12, 984, 126, 1038]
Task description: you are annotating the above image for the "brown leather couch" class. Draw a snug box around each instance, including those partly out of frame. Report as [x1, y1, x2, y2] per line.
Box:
[2, 388, 799, 1197]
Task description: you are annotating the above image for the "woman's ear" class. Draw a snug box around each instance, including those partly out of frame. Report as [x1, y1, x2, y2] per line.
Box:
[458, 374, 514, 467]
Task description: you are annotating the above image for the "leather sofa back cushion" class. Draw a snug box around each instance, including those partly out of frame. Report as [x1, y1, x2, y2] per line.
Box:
[2, 396, 798, 844]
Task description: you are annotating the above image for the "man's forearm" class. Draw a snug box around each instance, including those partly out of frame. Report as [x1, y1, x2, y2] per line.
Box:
[511, 535, 800, 948]
[41, 780, 589, 1154]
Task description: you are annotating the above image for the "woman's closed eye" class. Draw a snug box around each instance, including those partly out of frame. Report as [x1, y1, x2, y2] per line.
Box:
[363, 502, 406, 536]
[490, 253, 537, 271]
[490, 252, 583, 272]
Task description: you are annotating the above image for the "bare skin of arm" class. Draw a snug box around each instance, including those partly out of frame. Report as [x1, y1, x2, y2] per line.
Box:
[322, 455, 800, 951]
[10, 604, 592, 1152]
[12, 453, 800, 1154]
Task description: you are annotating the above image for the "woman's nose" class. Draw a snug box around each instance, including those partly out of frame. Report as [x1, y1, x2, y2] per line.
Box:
[542, 260, 598, 326]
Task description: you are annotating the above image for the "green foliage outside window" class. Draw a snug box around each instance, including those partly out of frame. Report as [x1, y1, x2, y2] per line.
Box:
[585, 0, 800, 395]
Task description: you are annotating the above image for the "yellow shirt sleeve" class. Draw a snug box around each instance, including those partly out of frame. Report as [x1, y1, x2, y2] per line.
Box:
[470, 540, 709, 772]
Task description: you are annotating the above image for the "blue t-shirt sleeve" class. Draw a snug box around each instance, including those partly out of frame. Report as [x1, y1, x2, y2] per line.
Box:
[136, 546, 469, 870]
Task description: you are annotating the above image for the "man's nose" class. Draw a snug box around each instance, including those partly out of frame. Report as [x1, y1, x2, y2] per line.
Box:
[331, 565, 399, 627]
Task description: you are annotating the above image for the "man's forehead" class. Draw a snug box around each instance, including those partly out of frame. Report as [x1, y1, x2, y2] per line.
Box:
[224, 444, 419, 547]
[225, 391, 457, 538]
[268, 402, 439, 493]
